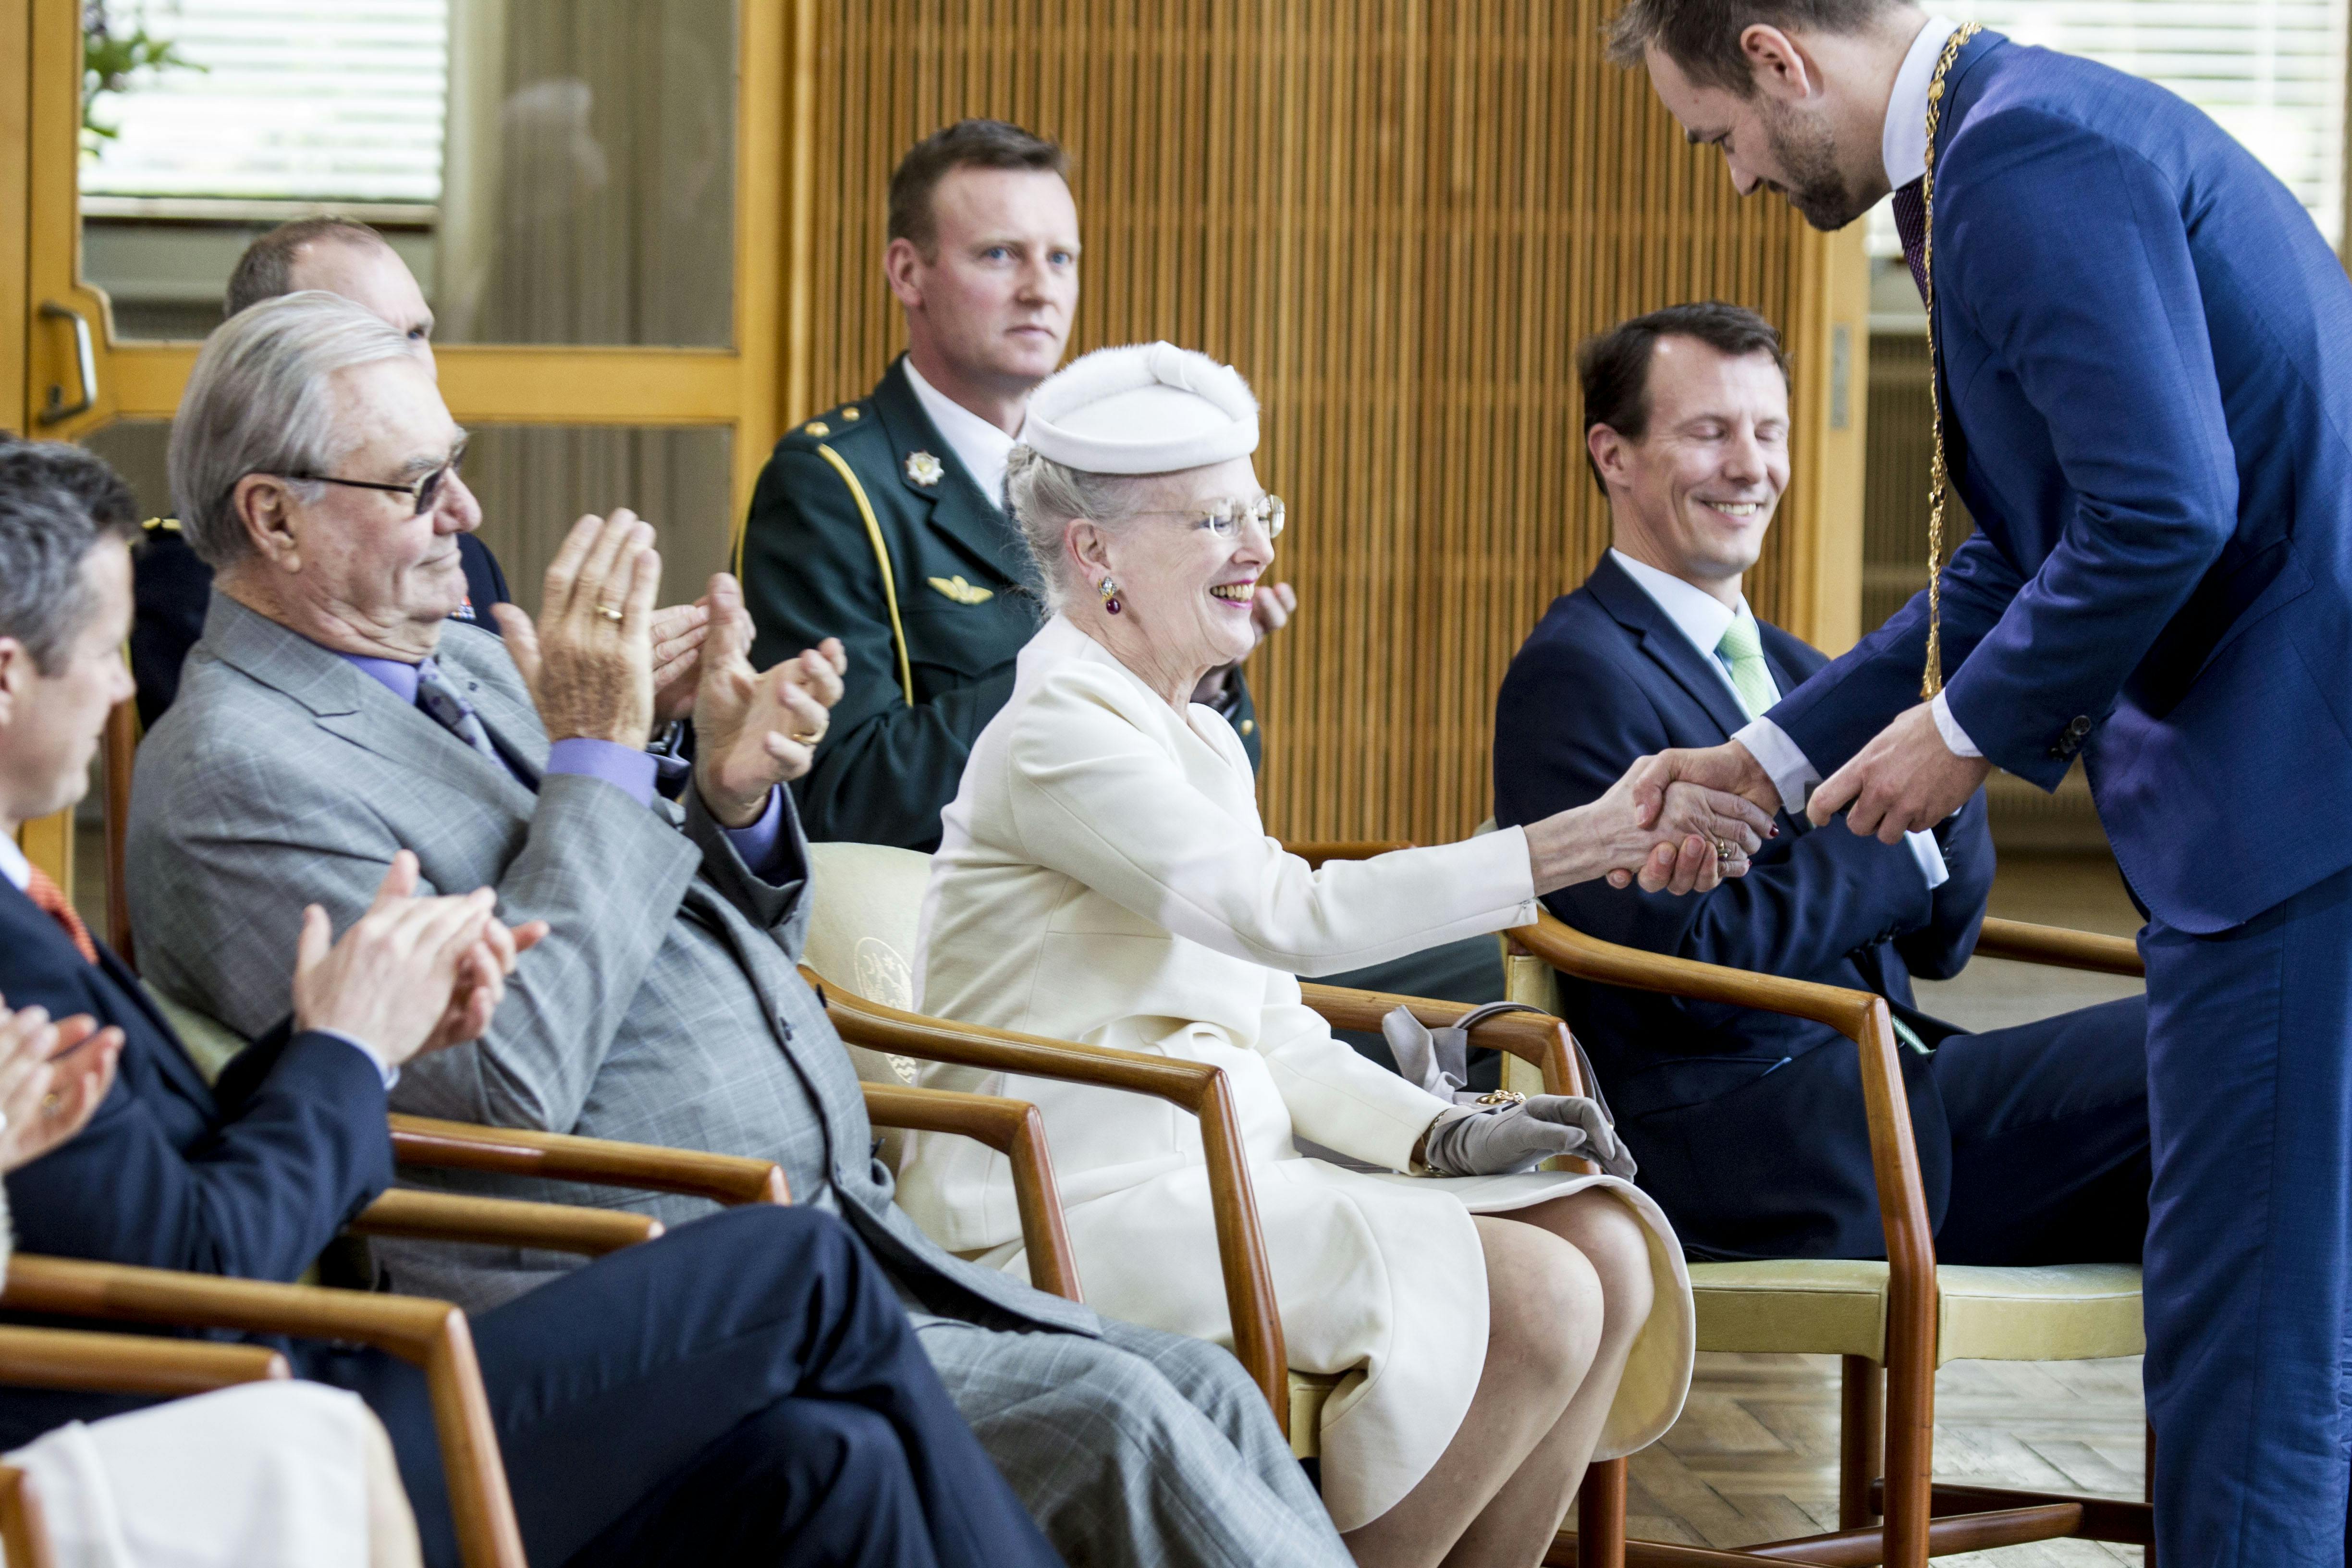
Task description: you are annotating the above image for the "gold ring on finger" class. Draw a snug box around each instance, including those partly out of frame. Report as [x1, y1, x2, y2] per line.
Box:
[1712, 837, 1735, 861]
[595, 604, 625, 623]
[791, 727, 827, 745]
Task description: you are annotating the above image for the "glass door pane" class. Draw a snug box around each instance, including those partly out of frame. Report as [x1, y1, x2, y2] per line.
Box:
[79, 0, 736, 346]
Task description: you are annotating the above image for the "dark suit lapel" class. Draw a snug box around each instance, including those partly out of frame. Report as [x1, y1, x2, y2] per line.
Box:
[1583, 555, 1754, 740]
[869, 359, 1035, 588]
[0, 885, 216, 1112]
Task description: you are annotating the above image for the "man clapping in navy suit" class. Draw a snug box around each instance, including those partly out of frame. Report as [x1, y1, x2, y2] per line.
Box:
[0, 437, 1065, 1568]
[1494, 304, 2147, 1267]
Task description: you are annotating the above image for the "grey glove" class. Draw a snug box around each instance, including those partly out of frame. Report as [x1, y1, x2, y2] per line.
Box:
[1422, 1095, 1638, 1180]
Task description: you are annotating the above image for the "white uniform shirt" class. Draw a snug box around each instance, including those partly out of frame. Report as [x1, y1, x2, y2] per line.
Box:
[903, 356, 1022, 512]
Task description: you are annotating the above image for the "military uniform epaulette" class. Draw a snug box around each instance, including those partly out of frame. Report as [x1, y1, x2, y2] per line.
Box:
[782, 399, 875, 447]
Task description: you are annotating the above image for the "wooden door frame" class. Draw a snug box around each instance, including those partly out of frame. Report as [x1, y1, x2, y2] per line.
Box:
[10, 0, 814, 887]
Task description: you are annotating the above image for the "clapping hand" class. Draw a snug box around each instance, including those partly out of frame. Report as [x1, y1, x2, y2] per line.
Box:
[493, 510, 660, 746]
[691, 572, 847, 827]
[0, 997, 123, 1174]
[1421, 1095, 1636, 1179]
[292, 853, 548, 1068]
[648, 599, 713, 728]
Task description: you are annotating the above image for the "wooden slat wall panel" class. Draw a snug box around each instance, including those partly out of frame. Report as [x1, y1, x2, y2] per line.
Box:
[801, 0, 1851, 843]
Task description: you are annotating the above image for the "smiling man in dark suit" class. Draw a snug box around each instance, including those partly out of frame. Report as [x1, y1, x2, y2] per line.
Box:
[1493, 302, 2147, 1268]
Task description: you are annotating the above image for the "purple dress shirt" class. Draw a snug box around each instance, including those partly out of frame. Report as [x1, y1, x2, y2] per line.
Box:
[341, 652, 787, 873]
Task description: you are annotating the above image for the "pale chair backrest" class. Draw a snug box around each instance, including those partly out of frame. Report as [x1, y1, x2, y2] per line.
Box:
[804, 841, 937, 1165]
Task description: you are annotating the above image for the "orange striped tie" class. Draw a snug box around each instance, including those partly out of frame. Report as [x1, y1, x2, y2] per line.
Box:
[24, 866, 97, 965]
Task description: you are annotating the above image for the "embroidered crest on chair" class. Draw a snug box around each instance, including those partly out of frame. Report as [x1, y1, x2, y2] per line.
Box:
[927, 574, 994, 605]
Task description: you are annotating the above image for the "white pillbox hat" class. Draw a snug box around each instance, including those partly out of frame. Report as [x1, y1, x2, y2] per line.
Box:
[1021, 342, 1260, 474]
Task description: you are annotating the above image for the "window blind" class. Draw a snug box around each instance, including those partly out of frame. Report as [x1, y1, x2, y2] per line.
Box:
[1869, 0, 2348, 253]
[82, 0, 449, 205]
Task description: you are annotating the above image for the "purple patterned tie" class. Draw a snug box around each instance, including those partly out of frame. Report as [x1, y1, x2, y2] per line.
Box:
[415, 656, 505, 768]
[1891, 175, 1929, 305]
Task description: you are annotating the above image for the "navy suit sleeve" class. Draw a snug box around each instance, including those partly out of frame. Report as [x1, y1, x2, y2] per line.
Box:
[4, 956, 394, 1282]
[1495, 632, 1944, 979]
[1779, 110, 2239, 787]
[1768, 525, 2025, 783]
[1936, 110, 2240, 781]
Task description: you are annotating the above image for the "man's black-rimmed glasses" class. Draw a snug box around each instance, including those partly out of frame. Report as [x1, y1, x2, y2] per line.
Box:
[283, 441, 468, 516]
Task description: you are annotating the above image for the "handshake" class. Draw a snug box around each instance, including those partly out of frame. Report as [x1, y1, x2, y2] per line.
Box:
[1518, 750, 1779, 899]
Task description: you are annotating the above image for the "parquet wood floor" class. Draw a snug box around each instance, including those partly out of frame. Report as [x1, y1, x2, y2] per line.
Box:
[1634, 1352, 2146, 1563]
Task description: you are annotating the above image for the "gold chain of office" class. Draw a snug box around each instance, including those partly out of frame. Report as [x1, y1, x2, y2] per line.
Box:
[1920, 20, 1982, 699]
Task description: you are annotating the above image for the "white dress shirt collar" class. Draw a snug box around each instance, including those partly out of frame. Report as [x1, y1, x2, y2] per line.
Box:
[1608, 549, 1762, 703]
[0, 832, 28, 893]
[902, 356, 1023, 513]
[1883, 15, 1961, 191]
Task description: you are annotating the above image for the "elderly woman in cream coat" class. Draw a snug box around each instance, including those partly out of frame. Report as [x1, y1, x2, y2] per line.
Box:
[901, 344, 1776, 1568]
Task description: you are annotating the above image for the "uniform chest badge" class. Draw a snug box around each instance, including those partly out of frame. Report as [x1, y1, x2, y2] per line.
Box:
[905, 450, 944, 487]
[928, 574, 994, 605]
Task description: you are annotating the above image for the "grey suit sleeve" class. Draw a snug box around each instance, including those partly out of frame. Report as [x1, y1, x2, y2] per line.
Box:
[678, 783, 814, 964]
[132, 735, 701, 1135]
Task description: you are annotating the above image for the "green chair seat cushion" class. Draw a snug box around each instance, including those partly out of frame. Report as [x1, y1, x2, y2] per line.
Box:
[1689, 1258, 2144, 1365]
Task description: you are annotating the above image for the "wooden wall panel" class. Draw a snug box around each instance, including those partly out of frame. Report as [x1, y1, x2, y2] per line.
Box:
[799, 0, 1863, 842]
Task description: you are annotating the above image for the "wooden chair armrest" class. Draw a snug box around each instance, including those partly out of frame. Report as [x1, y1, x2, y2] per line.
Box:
[0, 1323, 289, 1396]
[806, 968, 1288, 1436]
[389, 1115, 790, 1206]
[1972, 917, 2144, 977]
[0, 1464, 51, 1568]
[0, 1255, 524, 1568]
[1508, 909, 1939, 1534]
[863, 1083, 1083, 1305]
[1280, 839, 1414, 868]
[1299, 982, 1584, 1096]
[348, 1188, 662, 1257]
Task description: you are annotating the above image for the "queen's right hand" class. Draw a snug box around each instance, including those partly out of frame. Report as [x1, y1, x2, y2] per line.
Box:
[1521, 757, 1775, 896]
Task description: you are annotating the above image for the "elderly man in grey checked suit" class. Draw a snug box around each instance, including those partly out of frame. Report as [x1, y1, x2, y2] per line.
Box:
[127, 292, 1349, 1568]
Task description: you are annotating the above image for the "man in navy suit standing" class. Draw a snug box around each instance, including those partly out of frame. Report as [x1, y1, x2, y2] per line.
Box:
[1615, 3, 2352, 1559]
[0, 437, 1065, 1568]
[1495, 302, 2147, 1267]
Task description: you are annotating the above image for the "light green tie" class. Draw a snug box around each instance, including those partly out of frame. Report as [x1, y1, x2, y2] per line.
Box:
[1715, 609, 1777, 720]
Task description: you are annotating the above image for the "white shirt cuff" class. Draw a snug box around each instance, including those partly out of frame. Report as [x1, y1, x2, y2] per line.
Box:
[1930, 690, 1984, 758]
[1730, 718, 1817, 815]
[313, 1028, 400, 1091]
[1902, 829, 1951, 891]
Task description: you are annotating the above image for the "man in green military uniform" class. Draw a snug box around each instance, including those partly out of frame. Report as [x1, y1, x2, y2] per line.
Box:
[740, 120, 1273, 849]
[739, 118, 1500, 1046]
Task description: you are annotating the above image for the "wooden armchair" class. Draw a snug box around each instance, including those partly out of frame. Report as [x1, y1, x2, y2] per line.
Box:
[1505, 909, 2151, 1568]
[0, 1114, 794, 1568]
[0, 1260, 524, 1568]
[799, 838, 1639, 1566]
